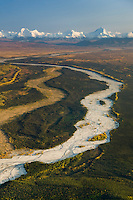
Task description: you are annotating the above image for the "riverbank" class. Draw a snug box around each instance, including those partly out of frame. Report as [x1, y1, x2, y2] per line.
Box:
[0, 65, 123, 185]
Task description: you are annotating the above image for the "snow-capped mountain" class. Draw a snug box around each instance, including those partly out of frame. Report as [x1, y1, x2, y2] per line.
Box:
[18, 28, 46, 38]
[44, 32, 63, 38]
[0, 30, 4, 38]
[0, 27, 133, 39]
[125, 32, 133, 38]
[86, 27, 122, 38]
[62, 30, 85, 38]
[17, 28, 85, 38]
[18, 28, 33, 37]
[0, 30, 18, 38]
[0, 28, 86, 39]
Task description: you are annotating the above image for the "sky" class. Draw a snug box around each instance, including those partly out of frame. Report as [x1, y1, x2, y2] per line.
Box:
[0, 0, 133, 33]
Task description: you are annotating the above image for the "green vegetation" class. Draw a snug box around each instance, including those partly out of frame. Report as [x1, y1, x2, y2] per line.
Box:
[2, 68, 107, 149]
[0, 54, 132, 200]
[0, 149, 132, 199]
[0, 64, 17, 78]
[0, 64, 45, 108]
[0, 88, 44, 108]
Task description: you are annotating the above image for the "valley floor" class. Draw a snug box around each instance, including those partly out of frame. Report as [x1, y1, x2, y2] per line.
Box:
[0, 64, 123, 186]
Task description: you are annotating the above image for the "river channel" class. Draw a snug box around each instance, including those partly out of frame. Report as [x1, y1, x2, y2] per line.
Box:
[0, 64, 123, 185]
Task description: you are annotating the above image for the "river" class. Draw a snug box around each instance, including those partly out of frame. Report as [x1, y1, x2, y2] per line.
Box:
[0, 64, 123, 185]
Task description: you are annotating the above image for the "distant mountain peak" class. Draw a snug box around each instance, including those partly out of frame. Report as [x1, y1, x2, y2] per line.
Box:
[127, 32, 133, 38]
[64, 30, 85, 38]
[0, 27, 133, 39]
[95, 27, 106, 33]
[18, 28, 31, 37]
[86, 27, 117, 38]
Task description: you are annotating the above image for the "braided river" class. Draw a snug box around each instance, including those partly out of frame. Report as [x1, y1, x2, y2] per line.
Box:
[0, 64, 123, 185]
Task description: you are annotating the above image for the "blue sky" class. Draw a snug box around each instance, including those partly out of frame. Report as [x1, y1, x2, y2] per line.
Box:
[0, 0, 133, 33]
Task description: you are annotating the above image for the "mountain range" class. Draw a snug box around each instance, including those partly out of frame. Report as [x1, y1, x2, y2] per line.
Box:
[0, 27, 133, 39]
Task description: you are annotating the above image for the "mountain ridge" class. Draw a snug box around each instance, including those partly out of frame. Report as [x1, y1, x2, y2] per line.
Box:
[0, 27, 133, 39]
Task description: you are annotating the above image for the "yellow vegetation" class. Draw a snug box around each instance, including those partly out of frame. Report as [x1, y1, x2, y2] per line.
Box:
[79, 145, 85, 148]
[89, 132, 107, 141]
[0, 66, 21, 86]
[112, 108, 120, 117]
[72, 66, 123, 82]
[78, 122, 90, 128]
[115, 92, 118, 101]
[95, 152, 104, 160]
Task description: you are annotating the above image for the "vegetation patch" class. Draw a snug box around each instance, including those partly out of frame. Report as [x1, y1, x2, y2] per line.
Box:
[1, 68, 107, 150]
[0, 148, 132, 199]
[78, 122, 90, 128]
[0, 50, 133, 199]
[89, 132, 107, 141]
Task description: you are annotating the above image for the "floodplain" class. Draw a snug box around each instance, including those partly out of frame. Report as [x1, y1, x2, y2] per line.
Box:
[0, 42, 132, 199]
